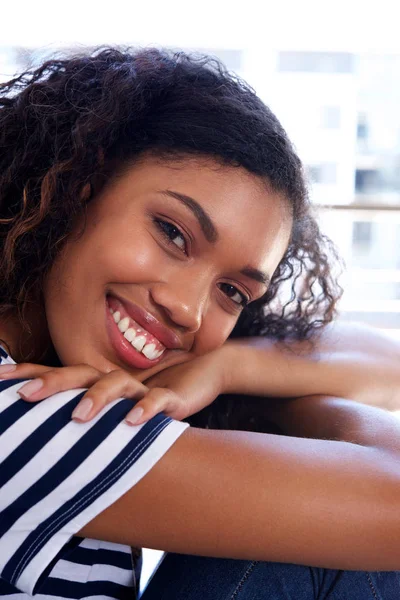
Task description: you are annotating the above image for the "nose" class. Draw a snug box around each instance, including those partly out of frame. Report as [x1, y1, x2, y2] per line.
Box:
[149, 279, 207, 333]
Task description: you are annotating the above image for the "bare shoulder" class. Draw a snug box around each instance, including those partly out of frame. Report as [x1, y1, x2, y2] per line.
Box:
[305, 320, 400, 360]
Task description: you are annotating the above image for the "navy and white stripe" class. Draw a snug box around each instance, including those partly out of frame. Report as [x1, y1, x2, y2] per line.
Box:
[0, 349, 188, 598]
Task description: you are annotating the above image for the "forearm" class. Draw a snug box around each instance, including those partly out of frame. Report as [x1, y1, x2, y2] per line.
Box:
[224, 322, 400, 409]
[262, 394, 400, 457]
[82, 417, 400, 571]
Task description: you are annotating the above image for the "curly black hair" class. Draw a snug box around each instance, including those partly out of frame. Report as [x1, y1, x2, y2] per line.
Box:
[0, 46, 341, 367]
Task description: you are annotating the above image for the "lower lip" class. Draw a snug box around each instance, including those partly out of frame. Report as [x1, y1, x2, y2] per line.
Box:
[105, 299, 165, 370]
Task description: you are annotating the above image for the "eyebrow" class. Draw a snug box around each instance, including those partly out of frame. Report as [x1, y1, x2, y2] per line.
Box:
[240, 266, 270, 287]
[160, 189, 218, 243]
[159, 188, 271, 288]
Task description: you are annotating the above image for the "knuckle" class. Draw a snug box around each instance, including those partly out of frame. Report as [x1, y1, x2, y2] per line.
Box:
[89, 393, 108, 406]
[109, 370, 147, 390]
[89, 377, 113, 393]
[87, 373, 116, 390]
[78, 364, 101, 377]
[107, 369, 132, 384]
[150, 387, 179, 403]
[15, 362, 38, 373]
[85, 384, 110, 403]
[40, 370, 61, 386]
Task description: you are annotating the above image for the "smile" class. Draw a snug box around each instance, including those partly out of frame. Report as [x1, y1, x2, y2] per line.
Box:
[105, 294, 183, 371]
[110, 307, 165, 361]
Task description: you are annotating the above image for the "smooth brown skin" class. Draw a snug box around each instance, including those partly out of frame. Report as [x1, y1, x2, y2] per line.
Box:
[9, 322, 400, 424]
[3, 156, 400, 571]
[81, 405, 400, 571]
[42, 156, 291, 376]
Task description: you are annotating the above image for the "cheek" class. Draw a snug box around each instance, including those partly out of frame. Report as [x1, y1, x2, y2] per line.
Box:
[81, 223, 164, 284]
[43, 224, 164, 346]
[102, 238, 159, 281]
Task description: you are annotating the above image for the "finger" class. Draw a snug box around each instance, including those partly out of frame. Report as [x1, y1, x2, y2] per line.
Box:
[17, 364, 103, 402]
[0, 362, 53, 379]
[125, 387, 181, 425]
[72, 370, 149, 423]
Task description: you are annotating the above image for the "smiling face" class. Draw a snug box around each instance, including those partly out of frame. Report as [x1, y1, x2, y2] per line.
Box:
[42, 155, 292, 380]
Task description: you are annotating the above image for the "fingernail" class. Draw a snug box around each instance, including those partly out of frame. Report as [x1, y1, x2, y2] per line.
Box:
[125, 406, 144, 426]
[72, 398, 93, 421]
[0, 364, 16, 376]
[18, 378, 44, 398]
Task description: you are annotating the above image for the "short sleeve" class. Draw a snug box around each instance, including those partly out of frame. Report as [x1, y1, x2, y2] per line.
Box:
[0, 378, 189, 595]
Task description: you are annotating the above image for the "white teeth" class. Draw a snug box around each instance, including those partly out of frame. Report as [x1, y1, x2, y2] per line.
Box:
[118, 317, 130, 333]
[132, 335, 146, 352]
[112, 309, 165, 359]
[124, 328, 136, 342]
[142, 343, 157, 359]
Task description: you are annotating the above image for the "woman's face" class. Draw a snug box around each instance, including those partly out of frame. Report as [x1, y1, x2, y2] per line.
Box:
[43, 156, 291, 380]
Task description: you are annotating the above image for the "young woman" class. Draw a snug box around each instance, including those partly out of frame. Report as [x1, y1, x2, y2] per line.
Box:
[1, 47, 400, 600]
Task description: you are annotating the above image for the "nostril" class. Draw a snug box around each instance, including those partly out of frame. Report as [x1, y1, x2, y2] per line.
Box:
[149, 285, 203, 333]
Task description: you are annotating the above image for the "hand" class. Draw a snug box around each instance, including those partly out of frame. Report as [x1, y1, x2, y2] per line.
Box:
[144, 348, 229, 420]
[0, 347, 230, 424]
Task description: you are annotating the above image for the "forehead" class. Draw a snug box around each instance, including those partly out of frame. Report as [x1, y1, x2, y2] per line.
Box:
[112, 155, 292, 270]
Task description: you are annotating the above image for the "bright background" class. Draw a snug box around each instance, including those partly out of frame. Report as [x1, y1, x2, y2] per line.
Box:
[2, 0, 400, 588]
[2, 0, 400, 333]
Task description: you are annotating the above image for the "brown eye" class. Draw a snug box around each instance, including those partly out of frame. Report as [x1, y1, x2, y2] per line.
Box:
[155, 219, 187, 254]
[218, 283, 249, 306]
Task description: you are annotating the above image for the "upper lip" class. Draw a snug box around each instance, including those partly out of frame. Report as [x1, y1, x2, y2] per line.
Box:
[109, 294, 184, 350]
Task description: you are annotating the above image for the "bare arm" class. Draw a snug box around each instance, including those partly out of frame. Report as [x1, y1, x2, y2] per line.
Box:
[80, 399, 400, 571]
[257, 394, 400, 456]
[223, 321, 400, 410]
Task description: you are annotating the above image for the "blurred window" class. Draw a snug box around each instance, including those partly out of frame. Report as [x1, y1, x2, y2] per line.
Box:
[352, 221, 373, 245]
[355, 169, 381, 192]
[308, 163, 338, 185]
[357, 116, 368, 141]
[277, 51, 354, 73]
[321, 106, 341, 129]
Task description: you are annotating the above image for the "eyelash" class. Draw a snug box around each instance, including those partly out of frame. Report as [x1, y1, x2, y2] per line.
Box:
[154, 217, 188, 254]
[153, 218, 250, 308]
[218, 283, 249, 307]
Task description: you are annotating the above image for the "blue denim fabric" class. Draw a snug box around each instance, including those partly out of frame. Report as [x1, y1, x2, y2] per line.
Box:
[140, 553, 400, 599]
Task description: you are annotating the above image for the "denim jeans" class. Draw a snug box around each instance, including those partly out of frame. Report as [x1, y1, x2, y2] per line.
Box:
[140, 553, 400, 599]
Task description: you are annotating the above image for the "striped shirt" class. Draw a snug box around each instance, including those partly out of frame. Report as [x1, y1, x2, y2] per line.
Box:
[0, 347, 189, 599]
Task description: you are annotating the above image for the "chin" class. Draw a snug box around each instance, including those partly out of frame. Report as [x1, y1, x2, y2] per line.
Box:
[84, 346, 192, 382]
